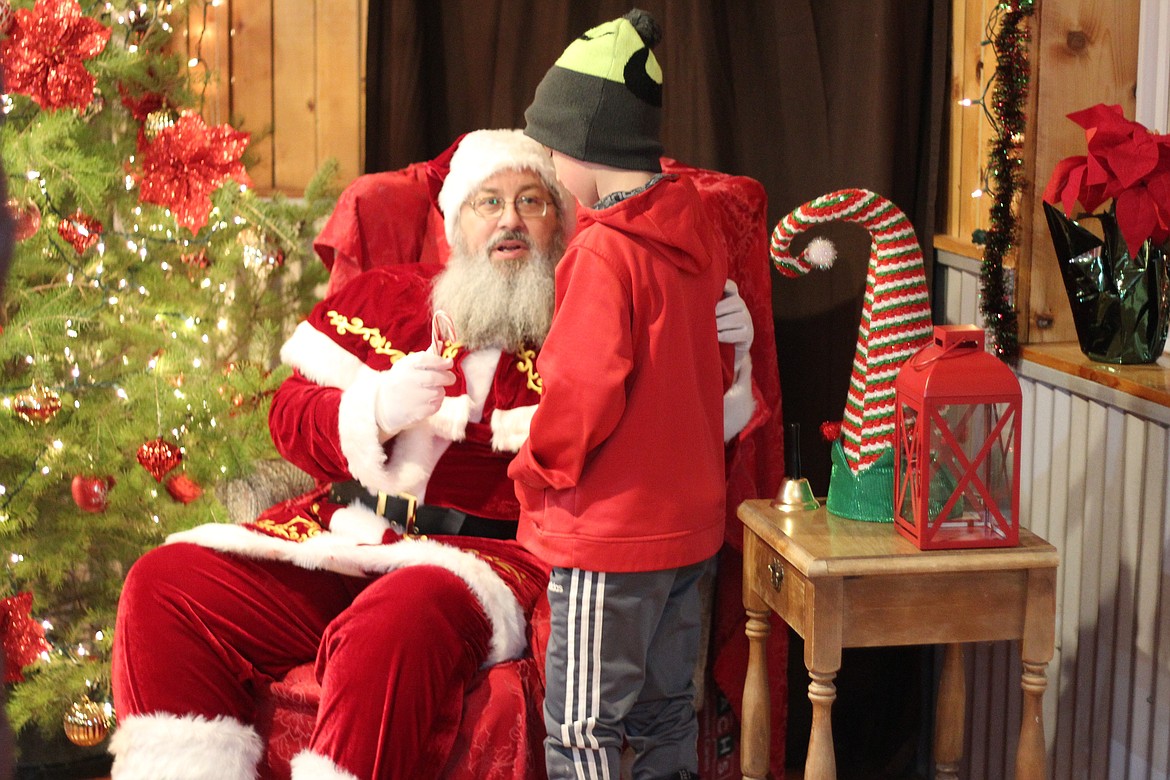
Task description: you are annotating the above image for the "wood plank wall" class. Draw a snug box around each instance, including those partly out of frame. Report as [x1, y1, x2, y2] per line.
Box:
[942, 0, 1140, 348]
[944, 0, 999, 252]
[174, 0, 367, 194]
[1022, 1, 1140, 347]
[192, 0, 1144, 344]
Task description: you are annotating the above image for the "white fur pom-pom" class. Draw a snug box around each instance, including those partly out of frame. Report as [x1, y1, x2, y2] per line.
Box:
[805, 236, 837, 268]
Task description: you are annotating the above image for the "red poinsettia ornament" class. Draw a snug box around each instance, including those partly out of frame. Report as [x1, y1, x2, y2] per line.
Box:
[57, 209, 103, 254]
[1043, 103, 1170, 256]
[1, 591, 51, 683]
[136, 437, 182, 482]
[0, 0, 111, 111]
[137, 112, 251, 233]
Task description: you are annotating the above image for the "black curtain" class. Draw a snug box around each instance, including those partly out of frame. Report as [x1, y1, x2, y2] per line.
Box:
[366, 2, 949, 774]
[367, 0, 949, 497]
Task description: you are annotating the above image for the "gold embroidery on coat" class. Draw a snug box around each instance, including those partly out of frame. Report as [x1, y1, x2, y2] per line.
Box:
[515, 349, 543, 394]
[248, 516, 323, 542]
[470, 551, 526, 583]
[326, 311, 406, 361]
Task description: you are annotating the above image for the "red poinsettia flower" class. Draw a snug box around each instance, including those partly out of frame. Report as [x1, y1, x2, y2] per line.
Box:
[137, 112, 251, 233]
[0, 0, 110, 111]
[1043, 103, 1170, 256]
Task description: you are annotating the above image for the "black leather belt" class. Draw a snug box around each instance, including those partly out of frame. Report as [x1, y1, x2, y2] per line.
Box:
[329, 481, 516, 540]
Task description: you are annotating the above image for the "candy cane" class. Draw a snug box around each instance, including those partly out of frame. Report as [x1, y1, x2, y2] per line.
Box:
[770, 189, 933, 475]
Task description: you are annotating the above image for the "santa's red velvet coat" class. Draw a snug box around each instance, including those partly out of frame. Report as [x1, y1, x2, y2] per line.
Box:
[110, 263, 551, 780]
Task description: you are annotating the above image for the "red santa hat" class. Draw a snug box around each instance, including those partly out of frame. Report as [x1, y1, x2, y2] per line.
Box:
[437, 129, 576, 246]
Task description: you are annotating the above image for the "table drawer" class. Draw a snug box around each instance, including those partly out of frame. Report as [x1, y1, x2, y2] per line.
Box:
[746, 530, 807, 635]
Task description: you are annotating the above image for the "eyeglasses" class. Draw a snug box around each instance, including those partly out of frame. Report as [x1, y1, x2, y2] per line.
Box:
[468, 195, 550, 219]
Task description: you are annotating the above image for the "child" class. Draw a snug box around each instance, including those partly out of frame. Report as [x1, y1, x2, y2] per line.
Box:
[508, 9, 733, 780]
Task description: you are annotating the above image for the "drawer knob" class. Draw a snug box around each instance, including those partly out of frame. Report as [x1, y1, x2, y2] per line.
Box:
[768, 560, 785, 590]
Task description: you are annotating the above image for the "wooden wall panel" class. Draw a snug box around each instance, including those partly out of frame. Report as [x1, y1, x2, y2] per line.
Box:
[271, 0, 321, 189]
[1023, 0, 1140, 346]
[945, 0, 997, 248]
[230, 0, 275, 190]
[186, 0, 365, 195]
[314, 0, 364, 184]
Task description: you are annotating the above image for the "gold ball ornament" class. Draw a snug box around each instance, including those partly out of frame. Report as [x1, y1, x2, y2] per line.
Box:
[12, 382, 62, 425]
[144, 108, 178, 140]
[63, 696, 112, 747]
[238, 228, 285, 272]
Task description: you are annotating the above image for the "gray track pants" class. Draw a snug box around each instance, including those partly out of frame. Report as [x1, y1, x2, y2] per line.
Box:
[542, 557, 713, 780]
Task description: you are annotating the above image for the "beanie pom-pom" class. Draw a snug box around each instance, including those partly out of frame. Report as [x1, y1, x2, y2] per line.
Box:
[624, 8, 662, 48]
[805, 236, 837, 268]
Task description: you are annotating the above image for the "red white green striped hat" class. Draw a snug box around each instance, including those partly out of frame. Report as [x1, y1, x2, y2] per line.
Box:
[770, 188, 933, 479]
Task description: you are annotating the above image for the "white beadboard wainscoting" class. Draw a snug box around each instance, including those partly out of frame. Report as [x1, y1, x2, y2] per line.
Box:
[934, 249, 1170, 779]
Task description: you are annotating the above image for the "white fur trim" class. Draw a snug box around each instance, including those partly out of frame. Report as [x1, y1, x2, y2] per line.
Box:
[724, 354, 756, 442]
[329, 504, 395, 542]
[280, 321, 366, 390]
[166, 527, 527, 666]
[428, 394, 473, 441]
[109, 713, 262, 780]
[490, 405, 537, 452]
[437, 129, 576, 245]
[290, 751, 360, 780]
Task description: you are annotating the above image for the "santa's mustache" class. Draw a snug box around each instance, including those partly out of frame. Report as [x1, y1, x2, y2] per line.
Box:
[488, 229, 533, 253]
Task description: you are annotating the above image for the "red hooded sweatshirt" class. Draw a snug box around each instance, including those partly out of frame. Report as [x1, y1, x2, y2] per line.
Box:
[508, 173, 733, 572]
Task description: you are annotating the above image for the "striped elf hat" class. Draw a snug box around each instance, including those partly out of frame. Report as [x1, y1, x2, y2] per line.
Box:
[771, 189, 933, 521]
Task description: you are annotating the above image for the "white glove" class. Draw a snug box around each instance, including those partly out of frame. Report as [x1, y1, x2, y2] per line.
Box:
[373, 351, 455, 438]
[716, 279, 753, 372]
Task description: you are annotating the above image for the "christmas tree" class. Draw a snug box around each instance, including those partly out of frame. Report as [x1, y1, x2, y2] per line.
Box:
[0, 0, 337, 748]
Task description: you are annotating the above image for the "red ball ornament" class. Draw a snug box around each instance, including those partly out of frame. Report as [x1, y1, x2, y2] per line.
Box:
[165, 473, 203, 504]
[136, 437, 182, 482]
[819, 420, 842, 443]
[71, 474, 115, 513]
[7, 197, 41, 241]
[57, 209, 103, 254]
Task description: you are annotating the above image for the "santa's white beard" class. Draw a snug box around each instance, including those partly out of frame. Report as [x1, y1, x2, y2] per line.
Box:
[432, 229, 561, 352]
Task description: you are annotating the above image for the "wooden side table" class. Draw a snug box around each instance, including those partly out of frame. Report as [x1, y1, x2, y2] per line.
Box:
[738, 499, 1059, 780]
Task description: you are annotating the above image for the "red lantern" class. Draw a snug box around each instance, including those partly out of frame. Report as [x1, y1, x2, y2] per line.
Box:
[893, 325, 1022, 550]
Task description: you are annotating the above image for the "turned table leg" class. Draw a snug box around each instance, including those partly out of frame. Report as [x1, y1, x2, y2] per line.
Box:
[1015, 659, 1049, 780]
[805, 669, 838, 779]
[1017, 566, 1056, 780]
[741, 604, 771, 780]
[934, 643, 965, 780]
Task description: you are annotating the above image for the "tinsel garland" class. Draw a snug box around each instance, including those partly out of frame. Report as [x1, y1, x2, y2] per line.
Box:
[978, 1, 1034, 362]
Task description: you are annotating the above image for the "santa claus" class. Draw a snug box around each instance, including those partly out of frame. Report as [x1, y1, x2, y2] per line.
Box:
[109, 129, 755, 779]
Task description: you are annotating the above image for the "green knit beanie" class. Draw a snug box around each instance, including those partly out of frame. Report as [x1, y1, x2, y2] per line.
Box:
[524, 8, 664, 172]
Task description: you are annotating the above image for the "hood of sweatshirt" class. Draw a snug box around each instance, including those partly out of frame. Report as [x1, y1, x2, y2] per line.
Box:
[574, 174, 720, 275]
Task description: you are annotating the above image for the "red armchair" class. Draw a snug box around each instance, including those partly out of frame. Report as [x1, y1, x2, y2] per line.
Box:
[251, 149, 785, 780]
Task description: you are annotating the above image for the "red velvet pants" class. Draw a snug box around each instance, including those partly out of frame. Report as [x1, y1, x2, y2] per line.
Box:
[112, 542, 492, 779]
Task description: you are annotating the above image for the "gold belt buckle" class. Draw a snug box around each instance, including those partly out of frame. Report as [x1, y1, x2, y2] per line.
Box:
[401, 492, 421, 537]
